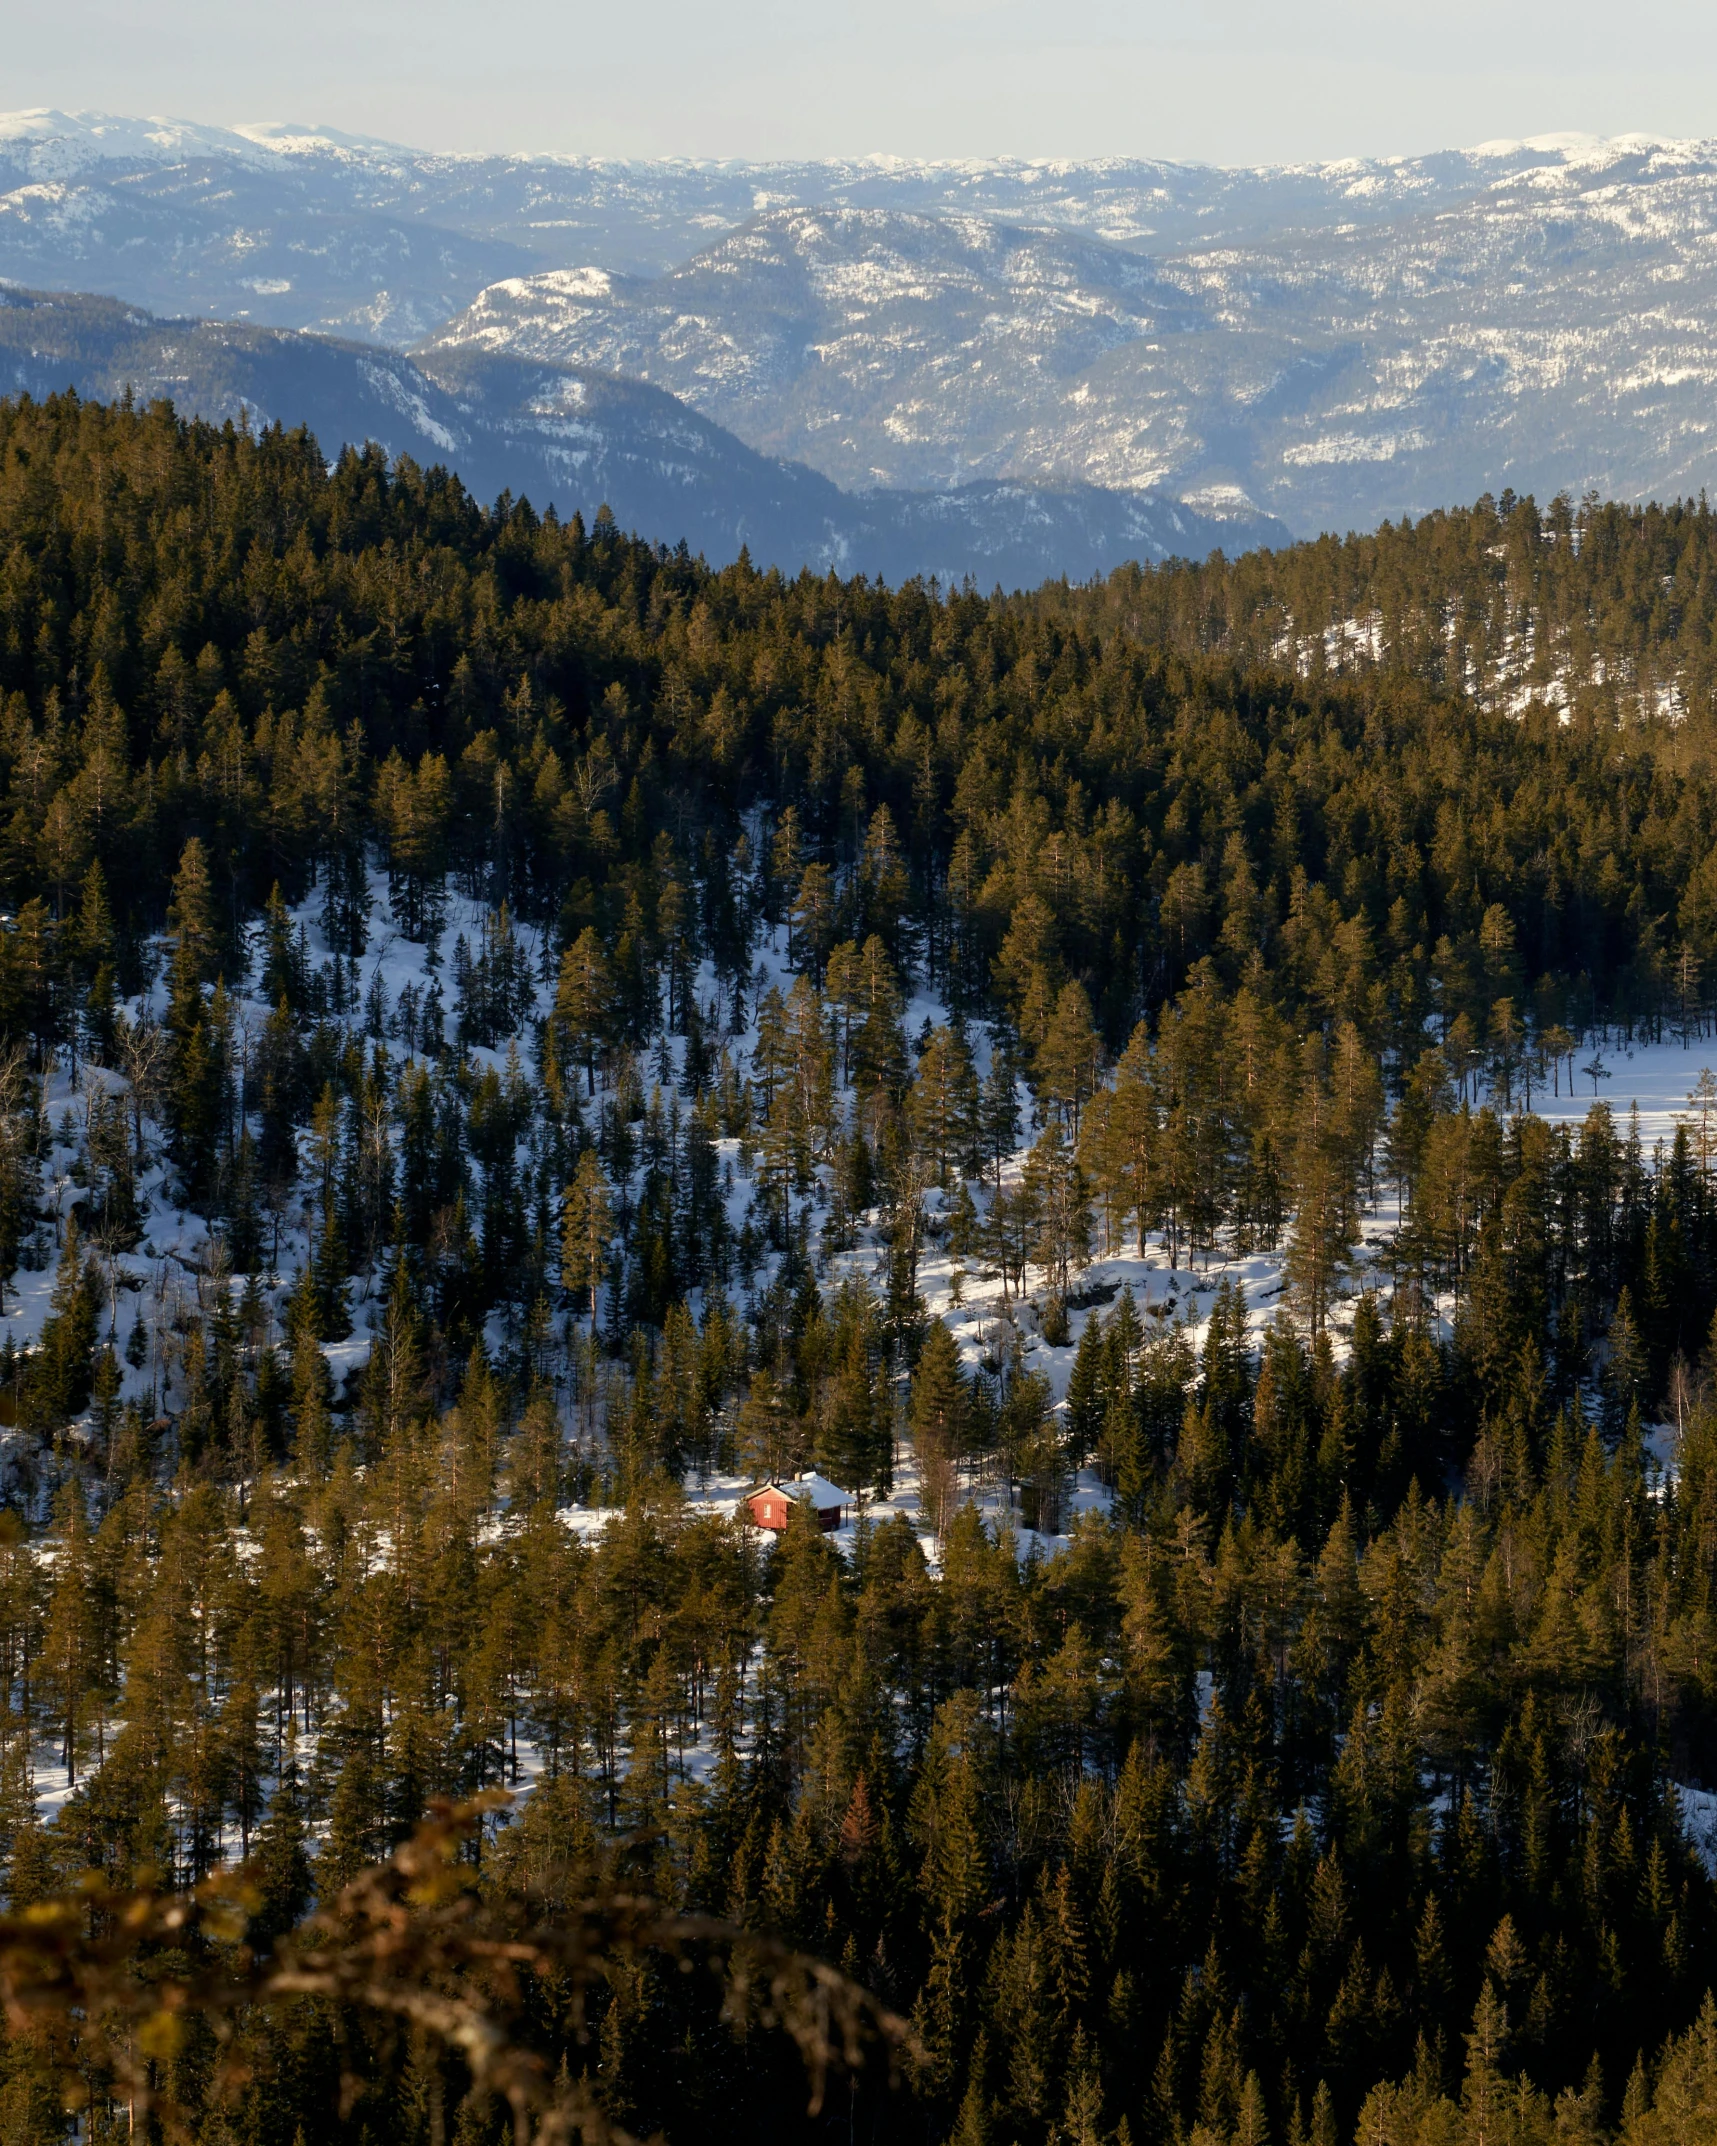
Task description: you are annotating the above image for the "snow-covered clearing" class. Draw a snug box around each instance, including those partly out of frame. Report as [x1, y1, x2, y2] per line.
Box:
[1522, 1029, 1717, 1148]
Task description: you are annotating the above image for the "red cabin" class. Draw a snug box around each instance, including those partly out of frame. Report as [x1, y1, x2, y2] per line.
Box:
[744, 1473, 849, 1533]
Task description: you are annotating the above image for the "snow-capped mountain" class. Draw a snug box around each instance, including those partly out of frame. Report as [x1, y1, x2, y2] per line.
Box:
[0, 112, 541, 346]
[13, 111, 1717, 534]
[0, 287, 1281, 583]
[424, 156, 1717, 536]
[419, 210, 1211, 498]
[0, 109, 1608, 283]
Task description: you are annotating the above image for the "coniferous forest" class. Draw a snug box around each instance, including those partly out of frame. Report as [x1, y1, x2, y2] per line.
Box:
[7, 393, 1717, 2142]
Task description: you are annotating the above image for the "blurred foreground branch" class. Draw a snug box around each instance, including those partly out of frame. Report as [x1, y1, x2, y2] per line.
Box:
[0, 1796, 913, 2143]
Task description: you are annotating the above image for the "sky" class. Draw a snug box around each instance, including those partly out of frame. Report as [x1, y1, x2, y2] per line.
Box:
[12, 0, 1717, 164]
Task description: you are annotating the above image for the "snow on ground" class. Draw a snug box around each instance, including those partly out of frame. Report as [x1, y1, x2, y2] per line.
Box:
[1679, 1783, 1717, 1877]
[33, 1751, 83, 1826]
[560, 1449, 1112, 1576]
[1525, 1029, 1717, 1148]
[24, 865, 1717, 1563]
[0, 864, 539, 1382]
[16, 860, 1717, 1827]
[1643, 1420, 1681, 1478]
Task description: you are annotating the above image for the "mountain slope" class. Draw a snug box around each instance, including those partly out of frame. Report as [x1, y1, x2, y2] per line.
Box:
[422, 155, 1717, 536]
[421, 210, 1210, 495]
[0, 288, 1280, 583]
[0, 119, 540, 345]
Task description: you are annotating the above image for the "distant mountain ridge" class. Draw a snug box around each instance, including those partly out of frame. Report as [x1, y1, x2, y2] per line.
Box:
[13, 110, 1717, 536]
[420, 207, 1211, 495]
[424, 169, 1717, 537]
[0, 287, 1283, 584]
[0, 108, 1674, 273]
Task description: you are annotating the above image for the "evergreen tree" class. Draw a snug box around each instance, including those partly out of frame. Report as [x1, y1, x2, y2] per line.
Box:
[561, 1149, 613, 1329]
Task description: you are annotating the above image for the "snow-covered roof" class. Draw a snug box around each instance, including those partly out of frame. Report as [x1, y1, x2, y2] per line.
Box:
[782, 1472, 850, 1508]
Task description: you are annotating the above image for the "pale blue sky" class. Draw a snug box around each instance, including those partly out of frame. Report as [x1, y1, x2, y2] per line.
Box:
[14, 0, 1717, 163]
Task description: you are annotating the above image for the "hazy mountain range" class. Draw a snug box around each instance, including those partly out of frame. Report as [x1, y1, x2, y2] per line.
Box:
[0, 287, 1272, 584]
[418, 150, 1717, 536]
[7, 109, 1717, 550]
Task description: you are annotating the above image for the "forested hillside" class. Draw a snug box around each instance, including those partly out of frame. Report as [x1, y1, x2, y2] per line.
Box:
[3, 393, 1717, 2143]
[1061, 488, 1717, 729]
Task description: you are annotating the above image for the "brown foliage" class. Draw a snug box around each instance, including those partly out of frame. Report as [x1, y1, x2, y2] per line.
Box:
[0, 1796, 912, 2144]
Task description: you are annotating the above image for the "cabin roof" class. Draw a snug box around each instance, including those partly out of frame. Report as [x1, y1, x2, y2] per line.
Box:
[781, 1472, 849, 1508]
[744, 1475, 850, 1509]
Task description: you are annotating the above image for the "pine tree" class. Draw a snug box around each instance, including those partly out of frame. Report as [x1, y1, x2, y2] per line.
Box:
[912, 1024, 979, 1187]
[561, 1148, 613, 1331]
[1066, 1306, 1108, 1466]
[736, 1366, 796, 1483]
[1287, 1042, 1360, 1337]
[1037, 980, 1102, 1134]
[1460, 1979, 1512, 2146]
[1604, 1286, 1648, 1438]
[1024, 1117, 1093, 1316]
[553, 927, 616, 1095]
[40, 1480, 102, 1787]
[25, 1211, 98, 1432]
[911, 1319, 970, 1537]
[165, 835, 222, 999]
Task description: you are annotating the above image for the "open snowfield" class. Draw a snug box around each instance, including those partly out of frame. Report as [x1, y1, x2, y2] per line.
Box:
[1526, 1029, 1717, 1148]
